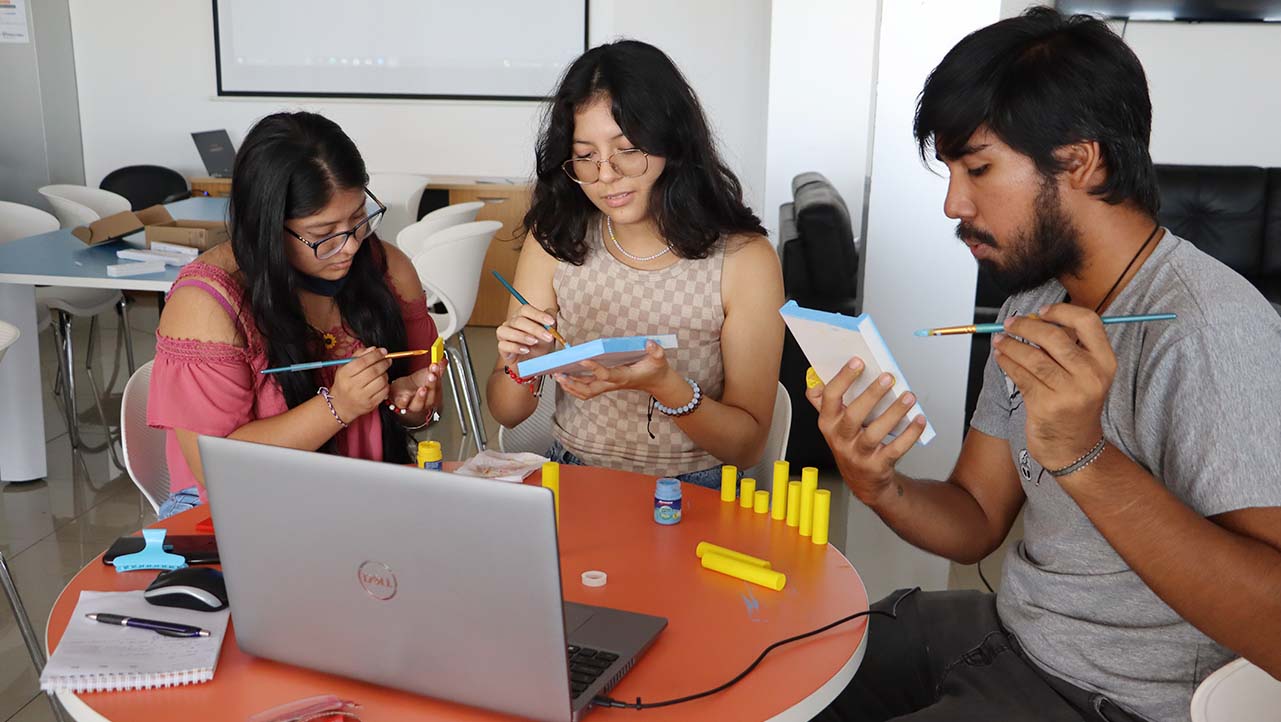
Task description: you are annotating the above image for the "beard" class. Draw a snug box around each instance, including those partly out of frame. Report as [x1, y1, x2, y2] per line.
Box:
[957, 177, 1085, 295]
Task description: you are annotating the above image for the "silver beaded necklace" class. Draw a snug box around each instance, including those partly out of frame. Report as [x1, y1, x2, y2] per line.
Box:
[607, 216, 672, 263]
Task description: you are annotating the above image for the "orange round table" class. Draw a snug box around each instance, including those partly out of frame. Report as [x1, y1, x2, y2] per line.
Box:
[47, 465, 869, 721]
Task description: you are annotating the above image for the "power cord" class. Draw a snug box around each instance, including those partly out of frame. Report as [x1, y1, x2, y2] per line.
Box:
[593, 586, 921, 711]
[977, 559, 994, 594]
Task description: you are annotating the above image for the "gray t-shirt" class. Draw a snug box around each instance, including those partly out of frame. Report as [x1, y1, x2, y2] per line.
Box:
[970, 230, 1281, 722]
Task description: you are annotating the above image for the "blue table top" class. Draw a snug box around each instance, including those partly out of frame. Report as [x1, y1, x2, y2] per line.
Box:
[0, 197, 228, 292]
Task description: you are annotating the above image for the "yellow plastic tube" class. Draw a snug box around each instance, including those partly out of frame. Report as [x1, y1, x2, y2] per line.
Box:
[720, 465, 737, 503]
[753, 490, 769, 514]
[786, 481, 802, 527]
[701, 552, 786, 591]
[812, 489, 832, 545]
[541, 461, 560, 524]
[694, 542, 772, 569]
[771, 460, 789, 520]
[739, 478, 756, 509]
[799, 466, 818, 537]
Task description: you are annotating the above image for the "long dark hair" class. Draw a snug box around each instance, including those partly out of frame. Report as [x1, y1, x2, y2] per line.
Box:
[230, 111, 411, 463]
[915, 6, 1159, 216]
[523, 39, 765, 264]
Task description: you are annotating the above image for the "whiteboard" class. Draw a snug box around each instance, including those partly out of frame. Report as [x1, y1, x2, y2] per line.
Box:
[213, 0, 587, 100]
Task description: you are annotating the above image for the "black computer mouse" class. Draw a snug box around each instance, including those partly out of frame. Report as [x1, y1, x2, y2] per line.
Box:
[143, 567, 229, 612]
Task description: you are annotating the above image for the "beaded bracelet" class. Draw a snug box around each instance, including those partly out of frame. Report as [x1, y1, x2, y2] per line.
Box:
[646, 378, 703, 439]
[504, 365, 541, 395]
[1048, 437, 1106, 478]
[317, 387, 348, 429]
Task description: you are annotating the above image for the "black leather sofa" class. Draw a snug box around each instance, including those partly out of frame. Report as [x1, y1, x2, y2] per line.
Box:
[964, 163, 1281, 428]
[777, 173, 861, 467]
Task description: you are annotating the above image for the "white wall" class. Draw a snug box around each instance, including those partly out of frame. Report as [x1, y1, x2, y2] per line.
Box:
[1002, 2, 1281, 168]
[849, 0, 1002, 600]
[1126, 22, 1281, 167]
[68, 0, 770, 214]
[762, 0, 878, 242]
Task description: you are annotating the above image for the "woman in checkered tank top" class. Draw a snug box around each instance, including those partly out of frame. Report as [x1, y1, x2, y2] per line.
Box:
[485, 40, 784, 488]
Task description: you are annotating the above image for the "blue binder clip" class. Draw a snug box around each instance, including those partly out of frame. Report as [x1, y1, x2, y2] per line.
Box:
[111, 528, 187, 573]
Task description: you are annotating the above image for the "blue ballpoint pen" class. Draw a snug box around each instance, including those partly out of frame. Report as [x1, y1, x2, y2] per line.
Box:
[87, 613, 211, 638]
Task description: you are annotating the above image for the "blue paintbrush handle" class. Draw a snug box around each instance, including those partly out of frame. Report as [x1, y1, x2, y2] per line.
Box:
[260, 358, 353, 375]
[971, 313, 1177, 334]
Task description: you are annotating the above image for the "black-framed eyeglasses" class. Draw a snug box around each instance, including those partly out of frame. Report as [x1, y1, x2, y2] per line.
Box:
[286, 187, 387, 260]
[561, 149, 649, 185]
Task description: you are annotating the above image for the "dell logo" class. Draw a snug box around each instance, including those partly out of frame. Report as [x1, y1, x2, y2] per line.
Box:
[357, 560, 398, 601]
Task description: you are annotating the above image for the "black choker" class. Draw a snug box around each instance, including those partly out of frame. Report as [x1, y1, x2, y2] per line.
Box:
[296, 271, 348, 297]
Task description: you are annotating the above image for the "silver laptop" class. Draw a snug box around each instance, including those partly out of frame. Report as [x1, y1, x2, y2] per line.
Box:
[190, 129, 235, 178]
[199, 436, 666, 722]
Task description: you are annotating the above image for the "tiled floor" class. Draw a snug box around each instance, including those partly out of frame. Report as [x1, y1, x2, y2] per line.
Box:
[0, 294, 1017, 721]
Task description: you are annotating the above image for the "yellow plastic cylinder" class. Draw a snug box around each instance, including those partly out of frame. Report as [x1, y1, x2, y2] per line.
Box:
[786, 481, 802, 527]
[720, 465, 737, 503]
[812, 489, 832, 545]
[770, 460, 789, 520]
[799, 466, 819, 537]
[541, 462, 560, 524]
[739, 478, 756, 508]
[753, 490, 769, 514]
[701, 552, 786, 591]
[694, 542, 771, 569]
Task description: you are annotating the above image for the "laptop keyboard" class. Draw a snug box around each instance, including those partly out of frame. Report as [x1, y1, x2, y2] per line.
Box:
[567, 645, 620, 699]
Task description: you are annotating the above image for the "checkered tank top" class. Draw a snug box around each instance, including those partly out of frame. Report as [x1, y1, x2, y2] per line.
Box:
[551, 217, 726, 476]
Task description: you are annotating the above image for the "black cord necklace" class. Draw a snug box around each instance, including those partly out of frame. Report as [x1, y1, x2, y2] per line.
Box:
[1091, 221, 1161, 314]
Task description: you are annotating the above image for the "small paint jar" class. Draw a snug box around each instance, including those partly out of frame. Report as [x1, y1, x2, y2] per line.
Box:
[417, 440, 442, 471]
[654, 478, 682, 525]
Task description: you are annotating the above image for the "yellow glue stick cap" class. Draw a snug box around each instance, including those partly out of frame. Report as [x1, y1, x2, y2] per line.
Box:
[806, 367, 821, 389]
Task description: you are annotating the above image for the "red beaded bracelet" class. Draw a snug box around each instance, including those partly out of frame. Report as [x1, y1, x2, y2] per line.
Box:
[504, 366, 540, 394]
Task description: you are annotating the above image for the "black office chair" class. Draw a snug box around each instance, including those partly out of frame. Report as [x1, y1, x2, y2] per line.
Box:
[99, 165, 191, 210]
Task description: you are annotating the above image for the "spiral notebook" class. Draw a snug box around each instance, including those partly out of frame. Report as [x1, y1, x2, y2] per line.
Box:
[41, 590, 230, 693]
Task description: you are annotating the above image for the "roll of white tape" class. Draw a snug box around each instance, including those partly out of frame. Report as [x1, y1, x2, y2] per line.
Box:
[581, 570, 607, 588]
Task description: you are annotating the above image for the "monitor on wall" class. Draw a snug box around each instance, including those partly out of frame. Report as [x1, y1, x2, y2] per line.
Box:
[1056, 1, 1281, 21]
[213, 0, 589, 101]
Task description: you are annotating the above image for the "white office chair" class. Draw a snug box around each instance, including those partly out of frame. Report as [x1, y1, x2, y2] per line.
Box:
[0, 321, 70, 722]
[497, 384, 558, 455]
[368, 173, 430, 248]
[1191, 658, 1281, 722]
[396, 201, 485, 258]
[0, 321, 16, 366]
[121, 361, 170, 514]
[38, 184, 130, 223]
[0, 199, 133, 466]
[745, 382, 794, 481]
[411, 220, 503, 451]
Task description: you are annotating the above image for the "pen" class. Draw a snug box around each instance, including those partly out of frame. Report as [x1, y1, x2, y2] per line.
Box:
[915, 313, 1177, 337]
[490, 270, 570, 347]
[86, 613, 211, 638]
[260, 349, 431, 375]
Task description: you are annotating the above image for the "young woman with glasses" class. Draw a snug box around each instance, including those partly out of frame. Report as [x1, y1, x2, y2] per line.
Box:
[149, 112, 444, 517]
[487, 40, 784, 488]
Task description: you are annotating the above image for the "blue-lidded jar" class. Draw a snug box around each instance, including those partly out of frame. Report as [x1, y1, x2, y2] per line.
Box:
[654, 478, 682, 525]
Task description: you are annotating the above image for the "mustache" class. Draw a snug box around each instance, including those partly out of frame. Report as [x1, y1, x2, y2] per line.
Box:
[956, 222, 997, 247]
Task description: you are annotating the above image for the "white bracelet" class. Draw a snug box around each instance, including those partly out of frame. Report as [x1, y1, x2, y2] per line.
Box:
[652, 377, 702, 417]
